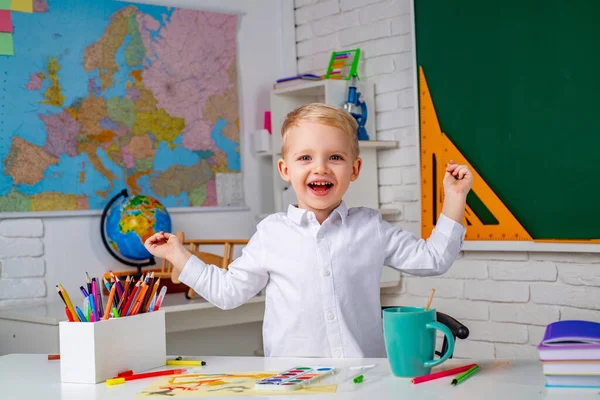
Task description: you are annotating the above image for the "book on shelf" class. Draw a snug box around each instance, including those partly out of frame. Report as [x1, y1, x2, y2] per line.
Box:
[273, 74, 322, 89]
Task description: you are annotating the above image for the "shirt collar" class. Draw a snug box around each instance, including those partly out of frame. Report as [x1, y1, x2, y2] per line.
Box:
[286, 201, 348, 225]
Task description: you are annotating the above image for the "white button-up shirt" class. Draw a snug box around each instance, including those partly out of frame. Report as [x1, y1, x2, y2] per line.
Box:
[179, 202, 465, 358]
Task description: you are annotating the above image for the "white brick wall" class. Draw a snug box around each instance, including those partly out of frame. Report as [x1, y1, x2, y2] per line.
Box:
[0, 219, 47, 307]
[382, 254, 600, 360]
[294, 1, 600, 360]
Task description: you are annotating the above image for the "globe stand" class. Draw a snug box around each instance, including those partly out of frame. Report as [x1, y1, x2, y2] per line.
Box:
[100, 189, 156, 275]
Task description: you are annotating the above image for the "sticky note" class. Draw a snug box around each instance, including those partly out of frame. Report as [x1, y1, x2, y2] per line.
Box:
[0, 32, 13, 55]
[0, 10, 12, 33]
[0, 0, 10, 10]
[11, 0, 32, 13]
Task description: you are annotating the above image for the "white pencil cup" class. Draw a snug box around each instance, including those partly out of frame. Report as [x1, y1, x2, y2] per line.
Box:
[59, 310, 166, 384]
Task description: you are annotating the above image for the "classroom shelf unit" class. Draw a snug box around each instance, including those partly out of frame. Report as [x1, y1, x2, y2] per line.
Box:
[261, 79, 399, 217]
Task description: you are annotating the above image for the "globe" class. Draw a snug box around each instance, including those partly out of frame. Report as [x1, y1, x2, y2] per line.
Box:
[101, 189, 172, 266]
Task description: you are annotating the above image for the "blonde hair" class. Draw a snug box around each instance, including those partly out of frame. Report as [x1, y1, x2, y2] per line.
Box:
[280, 103, 359, 159]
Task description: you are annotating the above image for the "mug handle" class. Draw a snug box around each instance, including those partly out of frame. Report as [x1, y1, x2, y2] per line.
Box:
[423, 321, 455, 369]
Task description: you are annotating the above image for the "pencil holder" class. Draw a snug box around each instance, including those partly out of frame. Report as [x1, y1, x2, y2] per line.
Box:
[59, 310, 166, 384]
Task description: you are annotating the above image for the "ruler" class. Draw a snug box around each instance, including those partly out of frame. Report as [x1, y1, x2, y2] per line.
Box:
[419, 66, 532, 241]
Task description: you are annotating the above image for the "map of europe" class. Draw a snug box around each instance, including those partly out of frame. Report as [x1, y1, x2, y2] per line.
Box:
[0, 0, 241, 213]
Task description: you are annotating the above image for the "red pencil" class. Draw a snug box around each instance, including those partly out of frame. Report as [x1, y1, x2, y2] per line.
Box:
[411, 363, 478, 384]
[106, 368, 186, 386]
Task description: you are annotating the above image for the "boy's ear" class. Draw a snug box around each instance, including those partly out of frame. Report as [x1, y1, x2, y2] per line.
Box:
[277, 157, 291, 182]
[350, 157, 362, 182]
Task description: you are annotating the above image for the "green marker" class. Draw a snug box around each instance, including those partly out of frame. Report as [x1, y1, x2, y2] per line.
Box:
[353, 374, 364, 384]
[451, 365, 479, 385]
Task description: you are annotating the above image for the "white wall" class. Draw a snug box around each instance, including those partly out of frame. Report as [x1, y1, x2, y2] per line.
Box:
[0, 0, 295, 308]
[294, 0, 600, 360]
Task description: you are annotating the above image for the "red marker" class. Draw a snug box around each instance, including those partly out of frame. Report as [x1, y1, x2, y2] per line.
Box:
[106, 368, 186, 386]
[65, 306, 74, 322]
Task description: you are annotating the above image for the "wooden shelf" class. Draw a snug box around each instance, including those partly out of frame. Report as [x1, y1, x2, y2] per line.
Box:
[359, 140, 398, 149]
[256, 141, 396, 158]
[271, 80, 327, 96]
[256, 151, 274, 157]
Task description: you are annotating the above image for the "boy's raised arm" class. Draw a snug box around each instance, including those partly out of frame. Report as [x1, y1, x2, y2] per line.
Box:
[378, 213, 465, 276]
[379, 161, 472, 276]
[176, 231, 268, 310]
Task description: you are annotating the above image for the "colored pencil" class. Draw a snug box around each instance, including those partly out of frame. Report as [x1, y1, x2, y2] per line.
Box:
[59, 284, 80, 322]
[411, 363, 478, 384]
[425, 288, 435, 311]
[124, 282, 141, 316]
[144, 278, 160, 313]
[56, 285, 66, 306]
[117, 276, 131, 314]
[102, 281, 117, 320]
[110, 271, 124, 299]
[131, 287, 148, 315]
[106, 368, 186, 386]
[85, 272, 92, 294]
[141, 272, 155, 312]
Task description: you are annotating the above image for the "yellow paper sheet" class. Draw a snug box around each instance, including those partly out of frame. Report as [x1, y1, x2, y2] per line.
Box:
[11, 0, 32, 13]
[137, 372, 337, 398]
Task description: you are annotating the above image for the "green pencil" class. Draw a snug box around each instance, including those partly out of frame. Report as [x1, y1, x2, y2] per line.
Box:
[451, 365, 479, 385]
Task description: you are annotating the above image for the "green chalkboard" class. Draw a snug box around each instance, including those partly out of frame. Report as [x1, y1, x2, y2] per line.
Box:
[414, 0, 600, 240]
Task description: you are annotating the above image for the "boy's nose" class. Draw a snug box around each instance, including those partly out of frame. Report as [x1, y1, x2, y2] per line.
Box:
[313, 160, 329, 174]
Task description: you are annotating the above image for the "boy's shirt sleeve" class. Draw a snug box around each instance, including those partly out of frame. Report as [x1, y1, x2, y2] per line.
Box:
[378, 212, 465, 276]
[177, 229, 268, 310]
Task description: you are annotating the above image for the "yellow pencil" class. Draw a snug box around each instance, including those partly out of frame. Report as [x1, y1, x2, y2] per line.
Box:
[144, 278, 160, 313]
[59, 284, 80, 322]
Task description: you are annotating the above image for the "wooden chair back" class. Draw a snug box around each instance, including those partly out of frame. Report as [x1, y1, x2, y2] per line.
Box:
[161, 232, 248, 298]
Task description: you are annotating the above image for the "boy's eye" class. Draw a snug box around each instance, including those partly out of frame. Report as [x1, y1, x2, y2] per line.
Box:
[298, 155, 311, 161]
[330, 155, 343, 161]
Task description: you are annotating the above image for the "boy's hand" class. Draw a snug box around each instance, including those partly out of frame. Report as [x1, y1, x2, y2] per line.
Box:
[443, 160, 473, 196]
[144, 232, 192, 280]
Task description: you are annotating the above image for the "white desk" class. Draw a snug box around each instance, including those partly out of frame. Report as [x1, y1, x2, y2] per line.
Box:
[0, 294, 266, 356]
[1, 354, 596, 399]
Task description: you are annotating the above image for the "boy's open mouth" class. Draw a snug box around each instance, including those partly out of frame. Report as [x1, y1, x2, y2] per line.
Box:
[308, 181, 334, 196]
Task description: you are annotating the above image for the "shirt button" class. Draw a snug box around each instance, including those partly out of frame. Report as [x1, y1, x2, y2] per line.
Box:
[317, 233, 324, 239]
[324, 270, 331, 277]
[334, 350, 342, 358]
[327, 312, 335, 320]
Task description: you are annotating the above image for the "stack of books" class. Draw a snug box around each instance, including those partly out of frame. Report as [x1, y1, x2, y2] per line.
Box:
[538, 320, 600, 388]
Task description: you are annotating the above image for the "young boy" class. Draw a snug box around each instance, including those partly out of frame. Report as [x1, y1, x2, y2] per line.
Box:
[145, 103, 473, 358]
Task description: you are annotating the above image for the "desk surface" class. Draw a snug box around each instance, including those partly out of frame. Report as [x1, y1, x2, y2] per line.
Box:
[0, 294, 266, 325]
[1, 354, 596, 399]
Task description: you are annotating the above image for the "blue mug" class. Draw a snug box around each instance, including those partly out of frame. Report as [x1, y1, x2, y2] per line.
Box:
[383, 306, 455, 377]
